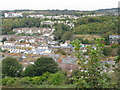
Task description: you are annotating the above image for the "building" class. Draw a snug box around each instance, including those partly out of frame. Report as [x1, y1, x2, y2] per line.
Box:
[109, 35, 120, 44]
[13, 28, 54, 34]
[4, 12, 23, 18]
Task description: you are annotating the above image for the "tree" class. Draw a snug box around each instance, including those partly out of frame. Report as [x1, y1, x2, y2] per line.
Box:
[2, 57, 23, 77]
[62, 31, 73, 41]
[53, 30, 64, 40]
[71, 39, 114, 88]
[23, 65, 35, 77]
[1, 37, 7, 43]
[25, 57, 59, 76]
[34, 57, 59, 76]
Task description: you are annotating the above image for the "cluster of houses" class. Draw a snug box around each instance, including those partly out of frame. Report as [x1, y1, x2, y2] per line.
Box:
[4, 12, 107, 19]
[1, 34, 118, 72]
[109, 35, 120, 44]
[0, 34, 81, 72]
[26, 14, 107, 19]
[0, 34, 75, 55]
[13, 28, 55, 36]
[80, 14, 107, 18]
[27, 14, 79, 19]
[41, 20, 75, 28]
[4, 12, 23, 18]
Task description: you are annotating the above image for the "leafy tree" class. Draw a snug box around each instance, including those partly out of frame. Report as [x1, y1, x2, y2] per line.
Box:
[23, 57, 59, 77]
[31, 57, 59, 76]
[23, 65, 35, 77]
[62, 31, 73, 41]
[1, 37, 7, 43]
[53, 30, 64, 40]
[104, 35, 110, 45]
[73, 16, 118, 35]
[113, 46, 120, 88]
[71, 39, 114, 88]
[2, 57, 23, 77]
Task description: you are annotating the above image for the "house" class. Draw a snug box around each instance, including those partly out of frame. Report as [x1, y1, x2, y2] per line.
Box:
[27, 14, 45, 18]
[48, 41, 58, 45]
[42, 49, 52, 54]
[59, 63, 78, 71]
[60, 42, 68, 47]
[4, 41, 15, 46]
[13, 28, 43, 34]
[13, 28, 54, 35]
[4, 12, 23, 18]
[29, 39, 35, 43]
[38, 45, 48, 49]
[41, 21, 54, 27]
[0, 42, 3, 46]
[109, 35, 120, 44]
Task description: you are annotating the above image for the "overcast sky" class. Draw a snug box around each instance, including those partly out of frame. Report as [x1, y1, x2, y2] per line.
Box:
[0, 0, 119, 10]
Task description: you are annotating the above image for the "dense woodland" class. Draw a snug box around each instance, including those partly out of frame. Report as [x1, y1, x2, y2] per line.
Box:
[73, 16, 118, 34]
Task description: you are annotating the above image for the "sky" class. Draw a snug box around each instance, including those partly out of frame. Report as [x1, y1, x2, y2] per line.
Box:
[0, 0, 119, 10]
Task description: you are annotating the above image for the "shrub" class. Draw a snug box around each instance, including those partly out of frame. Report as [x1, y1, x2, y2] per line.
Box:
[13, 77, 32, 87]
[2, 77, 17, 86]
[48, 73, 65, 85]
[32, 76, 46, 85]
[111, 44, 119, 48]
[42, 72, 51, 78]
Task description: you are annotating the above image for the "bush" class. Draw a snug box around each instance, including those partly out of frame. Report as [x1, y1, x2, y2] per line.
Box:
[32, 76, 46, 85]
[111, 44, 119, 48]
[2, 77, 17, 86]
[48, 73, 65, 85]
[42, 72, 51, 78]
[13, 77, 32, 87]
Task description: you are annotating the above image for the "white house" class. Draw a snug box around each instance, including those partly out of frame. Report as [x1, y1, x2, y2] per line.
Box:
[29, 39, 35, 43]
[4, 41, 15, 46]
[4, 12, 23, 18]
[38, 45, 48, 49]
[60, 42, 68, 47]
[0, 42, 3, 46]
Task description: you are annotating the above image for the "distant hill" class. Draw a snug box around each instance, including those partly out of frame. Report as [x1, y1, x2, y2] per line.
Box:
[94, 8, 118, 15]
[1, 8, 119, 16]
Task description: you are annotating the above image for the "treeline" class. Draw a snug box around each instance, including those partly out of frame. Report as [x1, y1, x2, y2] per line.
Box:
[73, 16, 118, 34]
[53, 16, 118, 42]
[2, 18, 49, 35]
[1, 57, 72, 88]
[2, 57, 59, 77]
[2, 9, 96, 16]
